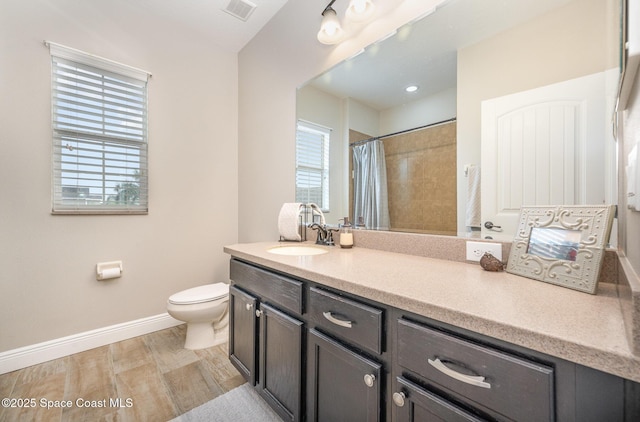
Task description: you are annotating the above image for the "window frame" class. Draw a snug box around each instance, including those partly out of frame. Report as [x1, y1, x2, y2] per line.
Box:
[295, 120, 331, 212]
[48, 42, 151, 215]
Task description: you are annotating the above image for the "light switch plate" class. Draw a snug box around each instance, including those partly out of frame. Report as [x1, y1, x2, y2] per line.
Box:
[466, 241, 503, 262]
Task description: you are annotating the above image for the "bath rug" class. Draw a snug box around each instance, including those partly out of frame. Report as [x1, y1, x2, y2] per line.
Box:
[169, 383, 283, 422]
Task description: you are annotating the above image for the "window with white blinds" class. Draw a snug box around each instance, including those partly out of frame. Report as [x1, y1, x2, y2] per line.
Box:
[296, 121, 330, 211]
[48, 42, 150, 214]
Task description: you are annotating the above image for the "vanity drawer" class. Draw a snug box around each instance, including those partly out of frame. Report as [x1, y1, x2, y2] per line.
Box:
[397, 318, 554, 422]
[308, 286, 383, 354]
[230, 259, 303, 315]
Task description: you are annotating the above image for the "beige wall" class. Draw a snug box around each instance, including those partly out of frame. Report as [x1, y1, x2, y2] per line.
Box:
[0, 1, 238, 351]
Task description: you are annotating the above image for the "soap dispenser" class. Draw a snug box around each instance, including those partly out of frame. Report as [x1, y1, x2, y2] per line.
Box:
[340, 217, 354, 249]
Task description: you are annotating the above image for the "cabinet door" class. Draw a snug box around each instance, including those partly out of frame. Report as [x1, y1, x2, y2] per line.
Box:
[258, 302, 304, 422]
[229, 285, 257, 385]
[307, 329, 382, 422]
[393, 377, 487, 422]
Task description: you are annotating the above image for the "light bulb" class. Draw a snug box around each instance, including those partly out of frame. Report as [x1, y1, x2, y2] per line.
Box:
[317, 7, 344, 45]
[352, 0, 367, 13]
[346, 0, 375, 23]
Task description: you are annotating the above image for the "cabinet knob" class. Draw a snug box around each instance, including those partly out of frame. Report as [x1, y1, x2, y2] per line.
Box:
[392, 392, 406, 407]
[363, 374, 376, 387]
[245, 303, 253, 311]
[255, 309, 263, 318]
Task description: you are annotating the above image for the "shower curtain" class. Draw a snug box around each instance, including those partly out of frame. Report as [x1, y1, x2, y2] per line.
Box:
[352, 139, 390, 230]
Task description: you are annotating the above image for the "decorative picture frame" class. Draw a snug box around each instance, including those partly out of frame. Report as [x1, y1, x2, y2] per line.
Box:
[506, 205, 616, 294]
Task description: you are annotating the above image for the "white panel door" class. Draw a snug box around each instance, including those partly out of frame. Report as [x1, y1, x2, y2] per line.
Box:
[481, 72, 607, 237]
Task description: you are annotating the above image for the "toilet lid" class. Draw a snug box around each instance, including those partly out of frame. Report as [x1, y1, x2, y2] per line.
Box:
[168, 283, 229, 305]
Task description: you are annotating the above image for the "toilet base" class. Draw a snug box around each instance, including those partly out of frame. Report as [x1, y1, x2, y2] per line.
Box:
[184, 322, 215, 350]
[183, 323, 228, 350]
[211, 325, 229, 347]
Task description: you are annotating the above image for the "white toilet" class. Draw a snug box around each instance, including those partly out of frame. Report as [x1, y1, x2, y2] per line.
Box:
[167, 282, 230, 350]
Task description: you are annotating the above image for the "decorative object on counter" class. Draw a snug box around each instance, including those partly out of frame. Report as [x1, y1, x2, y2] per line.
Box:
[340, 217, 354, 248]
[479, 252, 504, 272]
[506, 205, 616, 294]
[278, 202, 305, 241]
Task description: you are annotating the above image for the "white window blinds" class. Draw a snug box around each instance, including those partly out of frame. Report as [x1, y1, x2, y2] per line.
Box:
[296, 121, 330, 211]
[48, 42, 150, 214]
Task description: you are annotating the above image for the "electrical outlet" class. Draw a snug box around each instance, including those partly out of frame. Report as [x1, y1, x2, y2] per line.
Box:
[465, 241, 503, 262]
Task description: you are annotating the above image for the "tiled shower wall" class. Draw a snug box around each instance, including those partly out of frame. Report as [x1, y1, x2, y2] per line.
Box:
[349, 122, 457, 234]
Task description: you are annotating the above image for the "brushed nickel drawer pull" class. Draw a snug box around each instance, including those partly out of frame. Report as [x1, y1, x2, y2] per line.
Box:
[428, 358, 491, 389]
[323, 311, 353, 328]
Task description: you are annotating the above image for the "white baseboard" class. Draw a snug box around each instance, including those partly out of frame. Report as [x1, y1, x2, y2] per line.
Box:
[0, 313, 182, 375]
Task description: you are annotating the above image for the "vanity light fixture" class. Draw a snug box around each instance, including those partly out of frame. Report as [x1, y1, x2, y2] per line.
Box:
[346, 0, 376, 23]
[317, 1, 344, 45]
[317, 0, 376, 45]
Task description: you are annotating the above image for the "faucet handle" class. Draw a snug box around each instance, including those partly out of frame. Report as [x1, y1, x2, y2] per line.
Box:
[325, 228, 339, 246]
[309, 223, 327, 245]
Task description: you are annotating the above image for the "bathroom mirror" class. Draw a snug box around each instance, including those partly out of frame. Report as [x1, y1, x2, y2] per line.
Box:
[296, 0, 619, 240]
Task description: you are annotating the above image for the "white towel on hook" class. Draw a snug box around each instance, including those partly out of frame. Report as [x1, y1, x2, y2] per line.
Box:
[465, 165, 481, 228]
[278, 203, 303, 241]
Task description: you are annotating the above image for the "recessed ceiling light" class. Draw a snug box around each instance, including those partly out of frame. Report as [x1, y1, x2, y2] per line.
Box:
[405, 85, 419, 93]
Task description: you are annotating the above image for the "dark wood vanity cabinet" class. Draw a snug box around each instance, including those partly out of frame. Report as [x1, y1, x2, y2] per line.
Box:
[229, 260, 304, 422]
[229, 285, 257, 385]
[394, 317, 554, 421]
[390, 315, 640, 422]
[229, 258, 640, 422]
[258, 302, 304, 422]
[306, 286, 386, 422]
[307, 328, 382, 422]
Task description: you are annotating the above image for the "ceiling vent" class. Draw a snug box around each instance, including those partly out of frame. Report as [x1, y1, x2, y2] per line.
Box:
[223, 0, 257, 22]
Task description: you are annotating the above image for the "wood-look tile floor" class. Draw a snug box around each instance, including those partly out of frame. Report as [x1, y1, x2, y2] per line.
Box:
[0, 325, 245, 422]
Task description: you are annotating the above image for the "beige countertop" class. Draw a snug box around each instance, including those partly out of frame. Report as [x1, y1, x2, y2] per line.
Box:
[224, 241, 640, 383]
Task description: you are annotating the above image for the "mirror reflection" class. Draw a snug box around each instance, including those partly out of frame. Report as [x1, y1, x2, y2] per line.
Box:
[527, 228, 581, 262]
[296, 0, 618, 240]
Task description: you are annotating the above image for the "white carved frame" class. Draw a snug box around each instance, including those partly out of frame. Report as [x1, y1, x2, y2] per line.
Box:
[506, 205, 615, 294]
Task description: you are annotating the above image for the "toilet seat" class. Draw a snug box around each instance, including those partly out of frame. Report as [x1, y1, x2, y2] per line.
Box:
[168, 283, 229, 305]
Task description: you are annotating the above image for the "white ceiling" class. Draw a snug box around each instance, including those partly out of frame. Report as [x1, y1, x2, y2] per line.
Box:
[120, 0, 290, 53]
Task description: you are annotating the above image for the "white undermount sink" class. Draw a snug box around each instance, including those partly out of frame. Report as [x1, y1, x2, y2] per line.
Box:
[267, 245, 328, 256]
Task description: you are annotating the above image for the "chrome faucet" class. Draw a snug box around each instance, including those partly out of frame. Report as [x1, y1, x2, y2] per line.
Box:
[309, 223, 328, 245]
[309, 223, 338, 246]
